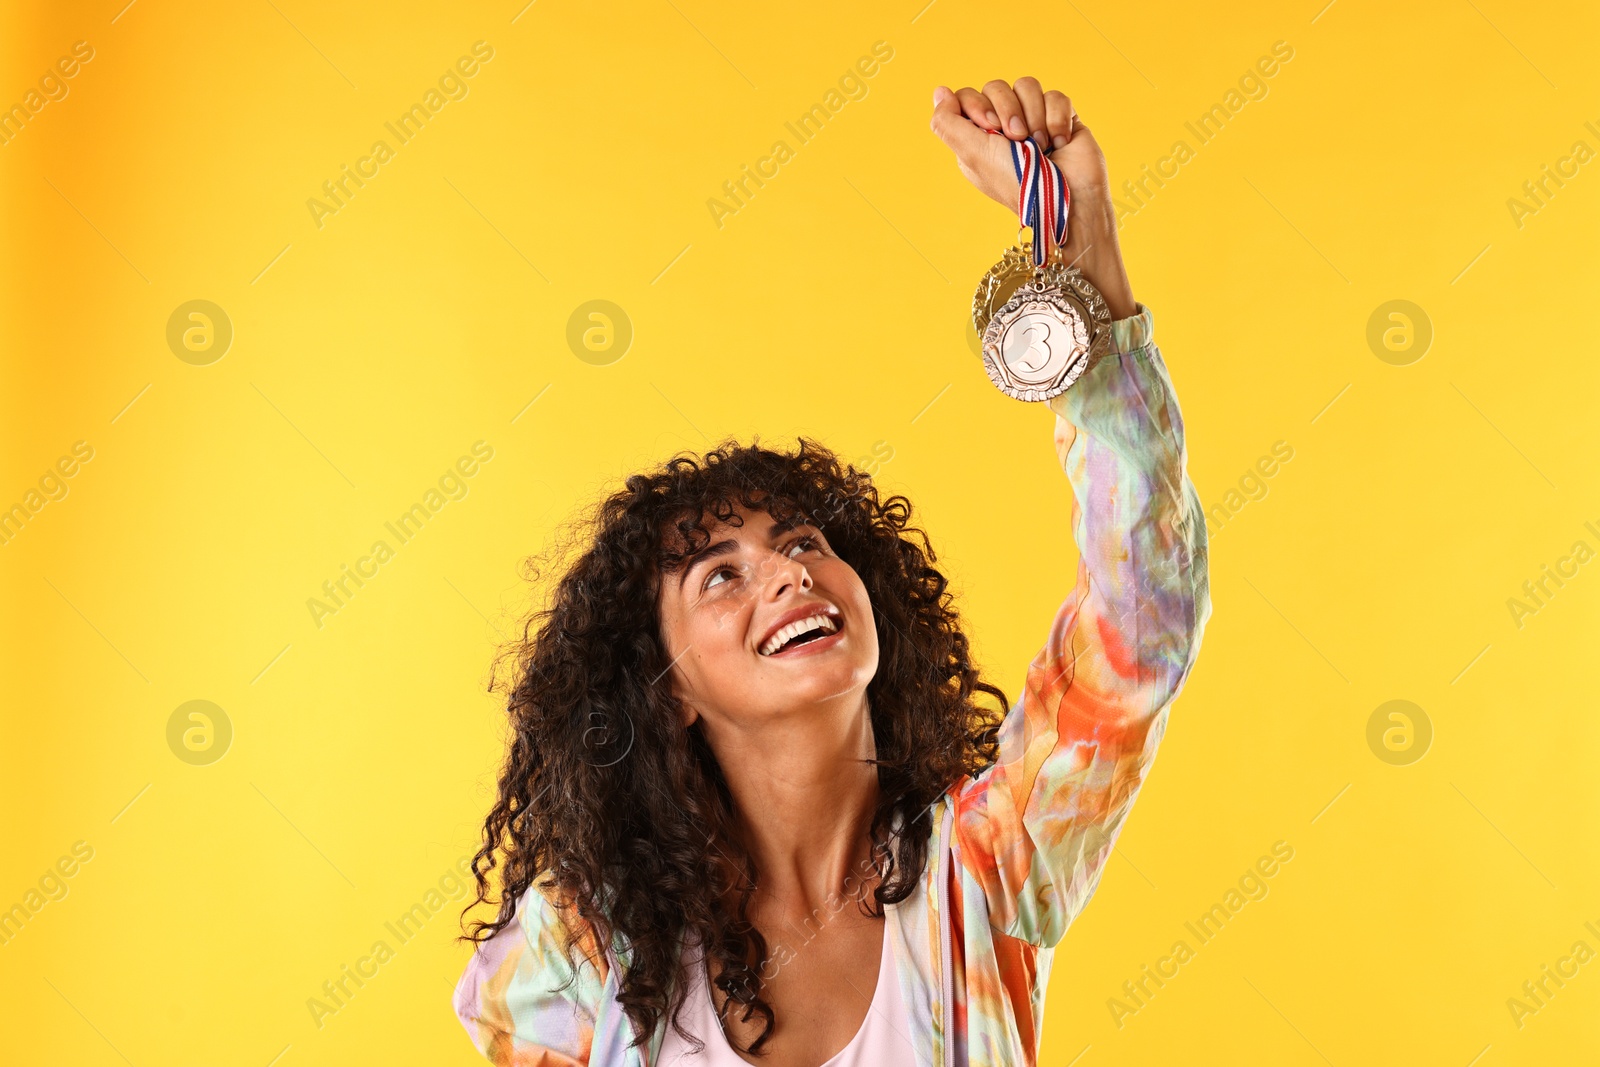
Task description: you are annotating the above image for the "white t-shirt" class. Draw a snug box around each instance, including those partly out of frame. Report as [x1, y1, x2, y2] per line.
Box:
[656, 908, 916, 1066]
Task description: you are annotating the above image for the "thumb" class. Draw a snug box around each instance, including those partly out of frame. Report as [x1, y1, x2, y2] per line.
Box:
[929, 85, 988, 159]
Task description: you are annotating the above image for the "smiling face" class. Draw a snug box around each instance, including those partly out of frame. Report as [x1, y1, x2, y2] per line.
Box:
[656, 502, 879, 731]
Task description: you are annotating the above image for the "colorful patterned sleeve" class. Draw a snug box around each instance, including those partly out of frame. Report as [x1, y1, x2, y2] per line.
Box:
[452, 884, 605, 1065]
[951, 302, 1212, 948]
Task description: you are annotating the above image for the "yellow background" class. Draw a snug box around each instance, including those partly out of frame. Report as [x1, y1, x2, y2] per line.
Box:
[2, 0, 1597, 1063]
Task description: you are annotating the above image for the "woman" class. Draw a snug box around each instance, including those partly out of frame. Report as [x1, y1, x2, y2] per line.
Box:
[453, 76, 1211, 1066]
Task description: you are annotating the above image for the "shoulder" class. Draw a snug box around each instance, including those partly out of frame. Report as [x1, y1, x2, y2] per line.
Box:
[523, 877, 615, 991]
[453, 877, 614, 1063]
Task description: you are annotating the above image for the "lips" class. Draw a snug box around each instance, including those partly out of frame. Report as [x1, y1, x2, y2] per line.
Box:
[757, 603, 843, 656]
[755, 614, 844, 655]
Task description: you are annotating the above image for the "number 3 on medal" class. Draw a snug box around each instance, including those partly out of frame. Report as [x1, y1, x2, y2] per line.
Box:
[1010, 323, 1052, 374]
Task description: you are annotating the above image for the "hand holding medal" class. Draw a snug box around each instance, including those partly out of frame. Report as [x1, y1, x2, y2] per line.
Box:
[930, 79, 1138, 402]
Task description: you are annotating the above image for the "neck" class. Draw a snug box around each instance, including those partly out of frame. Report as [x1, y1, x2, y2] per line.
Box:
[707, 694, 881, 915]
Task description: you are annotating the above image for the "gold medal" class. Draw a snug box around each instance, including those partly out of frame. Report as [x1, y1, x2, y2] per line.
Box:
[971, 229, 1110, 403]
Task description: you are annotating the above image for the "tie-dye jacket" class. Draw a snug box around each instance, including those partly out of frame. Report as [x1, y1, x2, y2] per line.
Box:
[453, 302, 1212, 1066]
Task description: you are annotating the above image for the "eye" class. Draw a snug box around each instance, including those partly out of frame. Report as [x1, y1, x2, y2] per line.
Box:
[700, 534, 825, 591]
[703, 564, 739, 590]
[787, 534, 823, 557]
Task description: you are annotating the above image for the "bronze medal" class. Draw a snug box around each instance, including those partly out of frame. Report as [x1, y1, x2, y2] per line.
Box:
[972, 232, 1110, 403]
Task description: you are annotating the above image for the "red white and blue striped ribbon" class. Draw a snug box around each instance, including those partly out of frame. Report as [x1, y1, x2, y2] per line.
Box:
[999, 133, 1069, 267]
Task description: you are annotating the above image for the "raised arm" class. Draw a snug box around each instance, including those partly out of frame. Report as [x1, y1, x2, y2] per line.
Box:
[951, 303, 1210, 947]
[930, 78, 1211, 948]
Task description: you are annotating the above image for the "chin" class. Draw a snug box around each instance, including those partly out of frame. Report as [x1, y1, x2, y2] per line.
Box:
[783, 663, 876, 706]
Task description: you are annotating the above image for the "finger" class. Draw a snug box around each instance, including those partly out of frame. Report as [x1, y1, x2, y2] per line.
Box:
[929, 84, 991, 160]
[1013, 77, 1049, 148]
[1044, 90, 1078, 150]
[983, 79, 1027, 139]
[1052, 120, 1098, 167]
[953, 86, 999, 131]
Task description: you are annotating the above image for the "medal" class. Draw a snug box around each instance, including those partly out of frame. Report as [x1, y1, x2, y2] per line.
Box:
[971, 135, 1110, 402]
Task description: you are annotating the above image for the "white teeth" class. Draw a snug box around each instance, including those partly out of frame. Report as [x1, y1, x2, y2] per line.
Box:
[760, 613, 838, 656]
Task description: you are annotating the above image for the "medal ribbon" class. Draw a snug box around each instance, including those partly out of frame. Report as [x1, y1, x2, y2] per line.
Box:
[998, 132, 1069, 267]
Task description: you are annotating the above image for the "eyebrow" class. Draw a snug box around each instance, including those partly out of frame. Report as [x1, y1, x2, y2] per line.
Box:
[674, 516, 808, 592]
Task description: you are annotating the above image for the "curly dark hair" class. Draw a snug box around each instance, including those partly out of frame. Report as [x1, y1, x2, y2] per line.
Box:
[460, 435, 1008, 1055]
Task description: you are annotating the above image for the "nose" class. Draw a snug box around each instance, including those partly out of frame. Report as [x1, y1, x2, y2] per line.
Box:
[762, 546, 813, 601]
